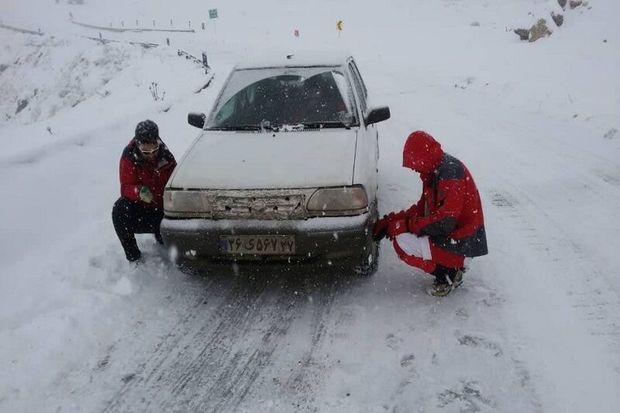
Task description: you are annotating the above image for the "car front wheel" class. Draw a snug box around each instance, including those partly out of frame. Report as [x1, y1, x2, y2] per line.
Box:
[354, 239, 379, 276]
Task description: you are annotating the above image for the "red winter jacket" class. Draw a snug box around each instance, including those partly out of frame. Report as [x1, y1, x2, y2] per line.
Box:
[400, 131, 488, 259]
[119, 139, 176, 209]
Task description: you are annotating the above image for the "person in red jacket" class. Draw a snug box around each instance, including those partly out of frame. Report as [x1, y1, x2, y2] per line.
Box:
[373, 131, 488, 296]
[112, 120, 176, 262]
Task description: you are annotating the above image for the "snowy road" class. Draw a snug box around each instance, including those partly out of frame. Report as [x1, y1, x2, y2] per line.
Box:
[59, 264, 542, 412]
[2, 0, 620, 412]
[5, 84, 617, 411]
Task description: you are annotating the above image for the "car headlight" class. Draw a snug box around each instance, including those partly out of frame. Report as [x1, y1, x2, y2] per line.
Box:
[306, 185, 368, 216]
[164, 190, 204, 213]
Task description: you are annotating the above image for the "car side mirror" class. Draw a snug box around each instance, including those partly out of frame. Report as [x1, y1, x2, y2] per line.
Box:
[365, 106, 391, 126]
[188, 112, 206, 129]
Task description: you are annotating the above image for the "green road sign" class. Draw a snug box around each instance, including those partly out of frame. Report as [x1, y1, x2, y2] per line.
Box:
[209, 9, 218, 19]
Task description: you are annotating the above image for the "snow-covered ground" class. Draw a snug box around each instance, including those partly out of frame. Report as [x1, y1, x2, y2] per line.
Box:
[1, 0, 619, 411]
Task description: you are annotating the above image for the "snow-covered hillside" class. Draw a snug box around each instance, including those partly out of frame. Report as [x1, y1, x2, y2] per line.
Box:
[1, 0, 619, 412]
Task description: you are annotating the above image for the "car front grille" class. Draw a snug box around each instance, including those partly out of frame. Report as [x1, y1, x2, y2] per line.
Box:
[207, 190, 308, 220]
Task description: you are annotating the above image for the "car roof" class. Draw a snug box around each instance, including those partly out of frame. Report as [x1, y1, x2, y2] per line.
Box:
[233, 51, 353, 70]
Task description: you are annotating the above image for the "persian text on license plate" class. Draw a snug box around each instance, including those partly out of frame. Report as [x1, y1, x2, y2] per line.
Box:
[219, 235, 296, 255]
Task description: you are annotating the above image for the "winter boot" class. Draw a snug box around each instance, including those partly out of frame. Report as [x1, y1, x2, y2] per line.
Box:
[428, 265, 464, 297]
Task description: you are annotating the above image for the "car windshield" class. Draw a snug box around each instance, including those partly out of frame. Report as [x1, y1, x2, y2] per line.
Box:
[206, 67, 358, 130]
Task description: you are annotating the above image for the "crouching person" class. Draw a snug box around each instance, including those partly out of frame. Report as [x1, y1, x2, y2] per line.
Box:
[374, 131, 488, 296]
[112, 120, 176, 262]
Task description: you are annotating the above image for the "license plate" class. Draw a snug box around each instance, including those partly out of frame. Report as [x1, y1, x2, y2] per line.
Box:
[219, 235, 296, 255]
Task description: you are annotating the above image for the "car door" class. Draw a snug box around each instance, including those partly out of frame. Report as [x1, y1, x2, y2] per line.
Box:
[348, 58, 379, 209]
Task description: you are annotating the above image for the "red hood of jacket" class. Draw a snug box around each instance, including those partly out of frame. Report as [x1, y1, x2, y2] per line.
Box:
[402, 131, 443, 174]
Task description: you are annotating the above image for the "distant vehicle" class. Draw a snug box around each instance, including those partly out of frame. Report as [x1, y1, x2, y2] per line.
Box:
[161, 53, 390, 275]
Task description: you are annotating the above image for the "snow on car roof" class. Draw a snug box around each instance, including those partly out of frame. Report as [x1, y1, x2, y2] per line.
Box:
[234, 51, 352, 70]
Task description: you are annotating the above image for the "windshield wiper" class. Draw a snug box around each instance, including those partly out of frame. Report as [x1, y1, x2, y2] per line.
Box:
[300, 121, 351, 129]
[205, 125, 262, 131]
[208, 120, 277, 132]
[206, 121, 351, 132]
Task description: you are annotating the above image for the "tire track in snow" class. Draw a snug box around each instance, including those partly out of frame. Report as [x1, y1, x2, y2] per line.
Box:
[192, 288, 302, 412]
[164, 280, 271, 401]
[278, 284, 338, 412]
[101, 275, 264, 412]
[197, 275, 345, 413]
[101, 273, 345, 412]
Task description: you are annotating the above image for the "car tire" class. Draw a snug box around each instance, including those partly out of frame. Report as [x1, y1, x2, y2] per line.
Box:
[354, 239, 379, 276]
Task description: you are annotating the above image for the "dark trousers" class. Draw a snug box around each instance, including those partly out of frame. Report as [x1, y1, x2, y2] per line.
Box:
[112, 197, 164, 261]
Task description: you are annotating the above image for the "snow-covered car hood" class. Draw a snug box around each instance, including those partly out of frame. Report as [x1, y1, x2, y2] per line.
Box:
[168, 129, 357, 189]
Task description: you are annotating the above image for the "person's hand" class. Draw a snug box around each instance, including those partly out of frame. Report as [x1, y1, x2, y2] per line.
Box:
[372, 216, 390, 241]
[139, 186, 154, 203]
[385, 209, 411, 223]
[387, 218, 408, 240]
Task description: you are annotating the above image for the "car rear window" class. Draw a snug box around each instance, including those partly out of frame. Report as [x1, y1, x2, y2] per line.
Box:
[206, 67, 358, 129]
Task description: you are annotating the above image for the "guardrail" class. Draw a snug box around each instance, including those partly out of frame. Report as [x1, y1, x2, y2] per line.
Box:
[0, 23, 44, 35]
[71, 20, 195, 33]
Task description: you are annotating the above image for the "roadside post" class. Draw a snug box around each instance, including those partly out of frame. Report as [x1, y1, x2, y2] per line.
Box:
[202, 51, 211, 73]
[209, 8, 218, 36]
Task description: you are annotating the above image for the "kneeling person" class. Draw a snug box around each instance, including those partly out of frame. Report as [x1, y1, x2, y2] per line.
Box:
[112, 120, 176, 262]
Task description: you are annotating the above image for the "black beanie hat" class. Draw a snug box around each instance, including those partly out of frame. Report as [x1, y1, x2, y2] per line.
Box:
[135, 119, 159, 143]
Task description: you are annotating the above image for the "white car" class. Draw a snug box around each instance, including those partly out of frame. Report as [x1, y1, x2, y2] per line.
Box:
[161, 53, 390, 274]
